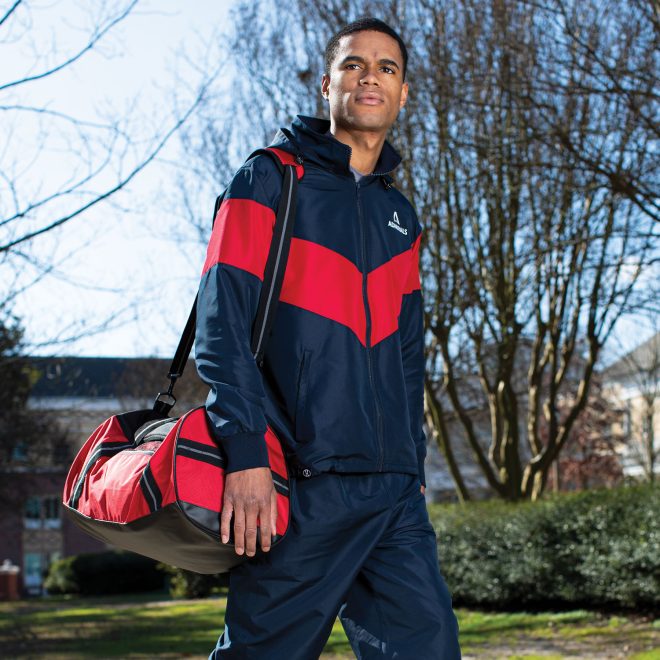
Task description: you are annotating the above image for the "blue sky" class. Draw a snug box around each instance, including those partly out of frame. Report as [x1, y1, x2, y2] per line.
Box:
[2, 0, 654, 365]
[3, 0, 234, 359]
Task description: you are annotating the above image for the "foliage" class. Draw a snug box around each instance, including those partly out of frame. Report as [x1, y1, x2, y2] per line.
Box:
[44, 550, 165, 596]
[158, 563, 229, 599]
[429, 483, 659, 610]
[0, 312, 72, 509]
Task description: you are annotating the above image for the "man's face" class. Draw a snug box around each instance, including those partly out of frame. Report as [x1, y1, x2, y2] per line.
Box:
[321, 30, 408, 134]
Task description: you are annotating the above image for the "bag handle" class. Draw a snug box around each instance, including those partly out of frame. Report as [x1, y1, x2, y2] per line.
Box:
[153, 150, 299, 415]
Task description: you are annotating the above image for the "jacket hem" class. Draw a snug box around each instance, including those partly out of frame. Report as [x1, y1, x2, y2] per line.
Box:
[290, 458, 420, 477]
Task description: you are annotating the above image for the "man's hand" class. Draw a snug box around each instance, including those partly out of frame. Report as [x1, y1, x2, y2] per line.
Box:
[221, 467, 278, 557]
[421, 484, 425, 495]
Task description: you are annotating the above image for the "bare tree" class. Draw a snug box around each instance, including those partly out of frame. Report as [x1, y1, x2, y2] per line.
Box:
[179, 0, 658, 501]
[0, 0, 213, 349]
[171, 0, 329, 241]
[406, 0, 658, 501]
[0, 0, 218, 360]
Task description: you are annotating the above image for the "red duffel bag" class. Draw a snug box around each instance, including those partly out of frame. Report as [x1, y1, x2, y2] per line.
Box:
[62, 150, 300, 574]
[62, 407, 291, 574]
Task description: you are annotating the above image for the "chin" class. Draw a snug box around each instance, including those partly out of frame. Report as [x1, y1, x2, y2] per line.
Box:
[345, 113, 388, 132]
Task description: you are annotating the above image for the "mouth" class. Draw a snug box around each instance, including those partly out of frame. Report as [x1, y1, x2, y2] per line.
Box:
[355, 93, 384, 105]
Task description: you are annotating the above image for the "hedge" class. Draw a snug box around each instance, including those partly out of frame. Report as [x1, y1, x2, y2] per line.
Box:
[44, 550, 165, 596]
[45, 484, 657, 609]
[158, 564, 229, 599]
[429, 482, 659, 611]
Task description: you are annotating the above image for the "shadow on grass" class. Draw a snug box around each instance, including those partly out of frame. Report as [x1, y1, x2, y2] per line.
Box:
[2, 595, 354, 658]
[1, 595, 656, 658]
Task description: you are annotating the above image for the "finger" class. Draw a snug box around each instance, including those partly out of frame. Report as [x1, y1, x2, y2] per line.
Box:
[233, 505, 246, 556]
[244, 504, 259, 557]
[270, 489, 278, 539]
[259, 503, 271, 553]
[220, 498, 234, 544]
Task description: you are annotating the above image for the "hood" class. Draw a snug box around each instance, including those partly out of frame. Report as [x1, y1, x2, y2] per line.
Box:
[270, 115, 401, 184]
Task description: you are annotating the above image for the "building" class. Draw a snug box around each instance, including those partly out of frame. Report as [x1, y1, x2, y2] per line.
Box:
[601, 332, 660, 481]
[0, 355, 206, 596]
[7, 331, 649, 594]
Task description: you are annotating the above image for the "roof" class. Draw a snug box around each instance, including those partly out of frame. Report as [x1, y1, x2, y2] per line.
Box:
[25, 356, 187, 398]
[602, 331, 660, 381]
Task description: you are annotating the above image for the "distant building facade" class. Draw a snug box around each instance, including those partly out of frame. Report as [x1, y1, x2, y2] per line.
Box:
[0, 355, 205, 596]
[602, 332, 660, 481]
[7, 332, 652, 594]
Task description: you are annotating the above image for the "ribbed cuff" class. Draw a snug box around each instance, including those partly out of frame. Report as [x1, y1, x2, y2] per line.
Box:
[218, 432, 270, 474]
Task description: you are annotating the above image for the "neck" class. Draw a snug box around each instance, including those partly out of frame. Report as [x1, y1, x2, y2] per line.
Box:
[329, 120, 386, 174]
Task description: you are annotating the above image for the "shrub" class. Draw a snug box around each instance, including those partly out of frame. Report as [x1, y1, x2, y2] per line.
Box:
[429, 483, 659, 611]
[45, 550, 166, 596]
[159, 564, 229, 599]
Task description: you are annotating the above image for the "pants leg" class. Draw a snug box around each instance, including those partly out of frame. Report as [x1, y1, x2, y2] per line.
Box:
[208, 472, 461, 660]
[209, 472, 396, 660]
[338, 475, 462, 659]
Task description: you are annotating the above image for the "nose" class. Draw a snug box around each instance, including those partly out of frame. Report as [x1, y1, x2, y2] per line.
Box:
[359, 67, 380, 85]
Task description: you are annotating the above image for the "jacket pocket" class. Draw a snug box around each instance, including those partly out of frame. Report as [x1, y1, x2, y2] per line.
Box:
[294, 348, 312, 443]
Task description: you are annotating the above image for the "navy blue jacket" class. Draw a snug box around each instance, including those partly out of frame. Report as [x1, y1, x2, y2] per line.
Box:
[194, 115, 428, 486]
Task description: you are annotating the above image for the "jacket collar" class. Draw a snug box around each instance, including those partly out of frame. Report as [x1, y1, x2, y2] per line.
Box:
[270, 115, 401, 184]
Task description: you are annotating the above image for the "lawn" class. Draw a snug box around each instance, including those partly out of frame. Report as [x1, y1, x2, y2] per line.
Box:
[1, 591, 657, 658]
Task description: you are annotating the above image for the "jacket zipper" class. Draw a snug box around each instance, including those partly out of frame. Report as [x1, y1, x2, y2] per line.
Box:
[355, 180, 385, 472]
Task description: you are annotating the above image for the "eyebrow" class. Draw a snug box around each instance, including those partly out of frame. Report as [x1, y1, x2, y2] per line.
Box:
[338, 55, 401, 71]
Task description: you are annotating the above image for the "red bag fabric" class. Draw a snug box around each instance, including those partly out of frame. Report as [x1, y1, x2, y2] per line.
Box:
[62, 406, 290, 574]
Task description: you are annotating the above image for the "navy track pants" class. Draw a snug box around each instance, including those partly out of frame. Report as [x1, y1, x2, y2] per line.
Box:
[209, 472, 462, 659]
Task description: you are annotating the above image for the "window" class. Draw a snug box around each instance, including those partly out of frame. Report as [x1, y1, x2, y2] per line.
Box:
[24, 497, 42, 530]
[11, 441, 28, 462]
[623, 408, 632, 438]
[24, 551, 62, 594]
[23, 553, 43, 593]
[642, 414, 652, 443]
[23, 495, 61, 530]
[43, 497, 61, 529]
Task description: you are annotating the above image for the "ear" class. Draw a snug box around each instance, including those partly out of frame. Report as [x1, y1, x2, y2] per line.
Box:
[399, 81, 409, 109]
[321, 73, 330, 100]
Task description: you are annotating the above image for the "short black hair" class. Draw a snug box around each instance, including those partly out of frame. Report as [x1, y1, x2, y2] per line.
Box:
[324, 17, 408, 82]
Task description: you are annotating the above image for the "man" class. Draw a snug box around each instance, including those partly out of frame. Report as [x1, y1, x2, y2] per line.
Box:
[195, 16, 462, 659]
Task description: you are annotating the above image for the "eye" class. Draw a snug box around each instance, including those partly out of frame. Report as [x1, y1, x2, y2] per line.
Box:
[346, 63, 360, 70]
[382, 66, 395, 74]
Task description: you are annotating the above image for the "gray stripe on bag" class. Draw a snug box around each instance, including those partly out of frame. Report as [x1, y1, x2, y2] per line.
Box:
[271, 471, 289, 495]
[140, 465, 162, 512]
[177, 437, 225, 468]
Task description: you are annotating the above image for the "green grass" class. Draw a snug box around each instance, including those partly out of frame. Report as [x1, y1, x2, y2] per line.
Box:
[1, 591, 657, 658]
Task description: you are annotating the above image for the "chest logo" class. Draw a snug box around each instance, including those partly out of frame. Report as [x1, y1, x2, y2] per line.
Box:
[387, 211, 408, 235]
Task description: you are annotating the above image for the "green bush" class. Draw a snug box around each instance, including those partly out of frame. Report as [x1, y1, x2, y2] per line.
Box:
[45, 550, 166, 596]
[429, 483, 659, 611]
[159, 564, 229, 599]
[43, 555, 78, 595]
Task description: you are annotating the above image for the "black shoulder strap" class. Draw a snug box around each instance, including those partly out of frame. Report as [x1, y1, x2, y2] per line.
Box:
[153, 149, 299, 415]
[247, 149, 297, 365]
